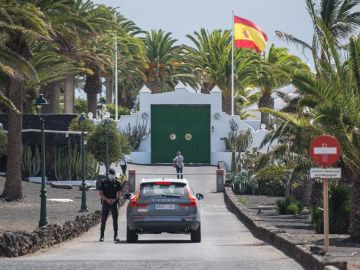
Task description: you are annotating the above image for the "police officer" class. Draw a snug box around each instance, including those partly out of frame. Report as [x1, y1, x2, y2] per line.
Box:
[98, 168, 122, 242]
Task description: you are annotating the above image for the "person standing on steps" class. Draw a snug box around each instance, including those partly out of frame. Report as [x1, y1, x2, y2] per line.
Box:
[173, 151, 184, 179]
[98, 168, 122, 243]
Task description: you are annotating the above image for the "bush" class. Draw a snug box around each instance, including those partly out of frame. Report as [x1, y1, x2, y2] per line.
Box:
[256, 178, 285, 196]
[276, 195, 303, 215]
[69, 115, 96, 134]
[310, 184, 351, 234]
[87, 119, 131, 164]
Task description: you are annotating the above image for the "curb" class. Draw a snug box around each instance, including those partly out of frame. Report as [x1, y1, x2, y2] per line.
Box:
[224, 187, 346, 270]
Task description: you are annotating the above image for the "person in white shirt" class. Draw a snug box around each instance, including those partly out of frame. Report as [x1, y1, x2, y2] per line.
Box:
[173, 151, 184, 179]
[118, 155, 132, 175]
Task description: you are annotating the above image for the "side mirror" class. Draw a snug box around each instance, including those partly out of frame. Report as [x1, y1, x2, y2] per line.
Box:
[125, 193, 131, 200]
[196, 193, 204, 200]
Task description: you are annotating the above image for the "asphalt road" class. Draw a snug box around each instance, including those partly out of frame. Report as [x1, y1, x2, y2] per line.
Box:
[0, 165, 304, 270]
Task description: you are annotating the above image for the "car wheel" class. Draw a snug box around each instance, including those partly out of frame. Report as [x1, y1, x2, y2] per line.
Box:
[191, 225, 201, 243]
[126, 226, 138, 243]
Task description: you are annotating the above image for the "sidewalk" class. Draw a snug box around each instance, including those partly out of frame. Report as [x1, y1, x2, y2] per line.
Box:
[224, 188, 360, 270]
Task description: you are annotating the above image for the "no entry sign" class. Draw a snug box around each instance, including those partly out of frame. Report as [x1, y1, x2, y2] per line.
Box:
[309, 135, 341, 167]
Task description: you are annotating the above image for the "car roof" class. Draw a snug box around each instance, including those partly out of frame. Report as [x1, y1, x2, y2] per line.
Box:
[140, 178, 189, 184]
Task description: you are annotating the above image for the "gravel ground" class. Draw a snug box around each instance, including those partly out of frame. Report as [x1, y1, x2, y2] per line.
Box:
[236, 194, 360, 270]
[0, 177, 102, 233]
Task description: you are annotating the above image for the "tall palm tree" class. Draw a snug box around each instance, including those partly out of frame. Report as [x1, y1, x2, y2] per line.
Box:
[276, 0, 360, 63]
[256, 44, 309, 128]
[143, 30, 197, 93]
[260, 30, 360, 239]
[0, 0, 50, 201]
[186, 29, 260, 114]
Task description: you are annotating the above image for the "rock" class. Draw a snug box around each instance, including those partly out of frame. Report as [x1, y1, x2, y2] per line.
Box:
[50, 182, 73, 189]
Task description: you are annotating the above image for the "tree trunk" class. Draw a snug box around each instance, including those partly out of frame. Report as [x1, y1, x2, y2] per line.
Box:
[258, 93, 275, 129]
[201, 82, 215, 94]
[105, 77, 113, 104]
[41, 81, 60, 114]
[64, 75, 74, 114]
[350, 172, 360, 240]
[84, 73, 101, 116]
[146, 81, 161, 93]
[222, 95, 231, 115]
[1, 78, 23, 200]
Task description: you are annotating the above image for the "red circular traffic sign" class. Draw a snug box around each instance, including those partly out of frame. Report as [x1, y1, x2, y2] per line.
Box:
[309, 135, 341, 167]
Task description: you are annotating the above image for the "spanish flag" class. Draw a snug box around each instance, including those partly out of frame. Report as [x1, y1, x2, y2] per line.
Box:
[234, 15, 268, 53]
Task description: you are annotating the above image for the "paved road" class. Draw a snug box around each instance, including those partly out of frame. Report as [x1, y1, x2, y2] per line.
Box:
[1, 165, 304, 270]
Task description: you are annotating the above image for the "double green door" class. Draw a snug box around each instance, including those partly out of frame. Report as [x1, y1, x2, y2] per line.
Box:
[151, 105, 210, 164]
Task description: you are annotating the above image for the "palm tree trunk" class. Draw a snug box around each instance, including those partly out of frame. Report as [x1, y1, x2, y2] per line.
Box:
[222, 95, 231, 115]
[258, 93, 275, 128]
[85, 73, 101, 116]
[64, 75, 74, 114]
[1, 78, 23, 200]
[41, 81, 60, 114]
[105, 77, 113, 104]
[350, 172, 360, 240]
[146, 81, 161, 93]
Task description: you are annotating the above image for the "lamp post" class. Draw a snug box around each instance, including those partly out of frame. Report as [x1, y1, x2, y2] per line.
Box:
[79, 113, 89, 212]
[34, 94, 49, 227]
[103, 112, 111, 180]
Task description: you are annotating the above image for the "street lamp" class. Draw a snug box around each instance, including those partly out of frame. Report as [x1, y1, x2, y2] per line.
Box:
[103, 111, 111, 180]
[34, 94, 49, 227]
[79, 113, 89, 212]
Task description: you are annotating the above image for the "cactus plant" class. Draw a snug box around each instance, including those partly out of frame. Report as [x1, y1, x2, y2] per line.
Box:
[21, 145, 40, 177]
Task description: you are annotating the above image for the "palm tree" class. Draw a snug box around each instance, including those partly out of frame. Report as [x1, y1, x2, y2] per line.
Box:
[260, 30, 360, 239]
[186, 29, 260, 114]
[276, 0, 360, 63]
[256, 44, 309, 128]
[0, 0, 50, 201]
[143, 30, 198, 93]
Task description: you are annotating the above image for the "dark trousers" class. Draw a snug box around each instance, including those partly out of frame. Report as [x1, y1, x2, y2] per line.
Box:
[100, 201, 119, 238]
[120, 165, 127, 175]
[176, 165, 183, 179]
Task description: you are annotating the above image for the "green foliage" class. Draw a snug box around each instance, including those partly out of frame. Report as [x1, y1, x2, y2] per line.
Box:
[69, 116, 96, 134]
[230, 171, 257, 195]
[21, 145, 40, 177]
[0, 130, 7, 157]
[255, 178, 285, 197]
[311, 184, 351, 234]
[87, 119, 131, 164]
[276, 195, 303, 215]
[74, 99, 87, 114]
[106, 104, 130, 117]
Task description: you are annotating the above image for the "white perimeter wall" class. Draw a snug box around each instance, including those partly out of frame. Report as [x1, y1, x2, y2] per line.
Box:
[117, 85, 269, 169]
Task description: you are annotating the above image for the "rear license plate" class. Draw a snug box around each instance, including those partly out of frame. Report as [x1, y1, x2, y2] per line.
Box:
[155, 204, 175, 210]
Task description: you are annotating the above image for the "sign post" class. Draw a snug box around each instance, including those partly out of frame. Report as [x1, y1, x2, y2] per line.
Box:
[309, 135, 341, 253]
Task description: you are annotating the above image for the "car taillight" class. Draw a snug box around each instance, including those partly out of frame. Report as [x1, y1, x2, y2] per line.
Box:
[129, 194, 147, 208]
[180, 187, 197, 207]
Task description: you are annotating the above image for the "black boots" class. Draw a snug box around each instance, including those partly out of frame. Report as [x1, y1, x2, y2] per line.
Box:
[99, 231, 104, 242]
[114, 231, 120, 243]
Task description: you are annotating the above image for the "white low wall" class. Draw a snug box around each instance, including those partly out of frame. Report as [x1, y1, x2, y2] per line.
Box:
[211, 152, 232, 171]
[128, 152, 151, 164]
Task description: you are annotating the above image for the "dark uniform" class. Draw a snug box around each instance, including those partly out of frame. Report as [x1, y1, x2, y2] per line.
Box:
[98, 179, 122, 241]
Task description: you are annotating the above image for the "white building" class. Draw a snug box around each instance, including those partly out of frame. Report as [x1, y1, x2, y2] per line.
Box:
[118, 84, 268, 170]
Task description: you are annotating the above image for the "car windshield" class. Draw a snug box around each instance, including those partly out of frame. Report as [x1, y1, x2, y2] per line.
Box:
[140, 182, 188, 197]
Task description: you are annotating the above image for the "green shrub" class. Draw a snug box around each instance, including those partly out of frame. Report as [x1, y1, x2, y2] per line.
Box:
[310, 184, 351, 234]
[106, 104, 130, 117]
[87, 119, 131, 164]
[276, 195, 303, 215]
[69, 115, 96, 134]
[256, 178, 285, 196]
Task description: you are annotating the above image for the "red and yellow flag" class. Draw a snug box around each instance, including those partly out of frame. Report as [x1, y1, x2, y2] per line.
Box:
[234, 15, 268, 53]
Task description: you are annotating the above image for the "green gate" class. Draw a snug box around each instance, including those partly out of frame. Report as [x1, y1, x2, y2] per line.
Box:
[151, 105, 210, 164]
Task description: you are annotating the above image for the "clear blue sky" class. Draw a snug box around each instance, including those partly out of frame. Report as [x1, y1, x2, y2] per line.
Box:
[94, 0, 314, 62]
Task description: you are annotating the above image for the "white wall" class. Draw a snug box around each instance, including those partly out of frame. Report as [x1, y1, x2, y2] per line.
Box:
[117, 85, 269, 166]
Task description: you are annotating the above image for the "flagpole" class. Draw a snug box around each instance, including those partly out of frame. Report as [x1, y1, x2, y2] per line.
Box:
[114, 14, 118, 121]
[231, 10, 235, 116]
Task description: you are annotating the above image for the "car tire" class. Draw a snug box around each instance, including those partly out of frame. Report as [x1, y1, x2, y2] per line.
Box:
[126, 226, 138, 243]
[191, 225, 201, 243]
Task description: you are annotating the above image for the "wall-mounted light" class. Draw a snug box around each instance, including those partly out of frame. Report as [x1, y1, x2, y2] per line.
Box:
[211, 126, 214, 132]
[214, 113, 221, 120]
